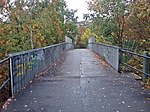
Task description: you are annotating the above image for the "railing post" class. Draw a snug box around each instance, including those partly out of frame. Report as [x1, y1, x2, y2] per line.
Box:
[118, 48, 122, 73]
[142, 51, 149, 83]
[9, 56, 14, 96]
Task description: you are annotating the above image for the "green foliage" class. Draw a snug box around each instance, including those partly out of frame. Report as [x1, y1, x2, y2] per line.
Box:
[0, 0, 78, 59]
[85, 0, 150, 84]
[65, 22, 77, 42]
[91, 18, 118, 45]
[124, 0, 150, 52]
[86, 0, 149, 51]
[81, 28, 95, 45]
[86, 0, 130, 47]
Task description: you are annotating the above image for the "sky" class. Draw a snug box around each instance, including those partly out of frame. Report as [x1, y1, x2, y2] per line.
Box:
[65, 0, 90, 21]
[0, 0, 90, 21]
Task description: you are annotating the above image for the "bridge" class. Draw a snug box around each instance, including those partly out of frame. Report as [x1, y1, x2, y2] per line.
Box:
[0, 38, 150, 112]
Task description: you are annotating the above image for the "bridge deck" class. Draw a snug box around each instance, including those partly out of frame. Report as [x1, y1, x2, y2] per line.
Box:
[2, 49, 150, 112]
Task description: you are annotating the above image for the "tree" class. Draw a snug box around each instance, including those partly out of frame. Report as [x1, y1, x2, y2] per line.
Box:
[0, 0, 78, 59]
[124, 0, 150, 51]
[86, 0, 130, 47]
[64, 8, 78, 43]
[81, 28, 95, 45]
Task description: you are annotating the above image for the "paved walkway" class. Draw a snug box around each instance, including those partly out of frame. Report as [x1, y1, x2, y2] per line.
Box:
[2, 49, 150, 112]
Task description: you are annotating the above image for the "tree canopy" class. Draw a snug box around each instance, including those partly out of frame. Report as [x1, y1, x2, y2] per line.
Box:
[81, 0, 149, 53]
[0, 0, 78, 59]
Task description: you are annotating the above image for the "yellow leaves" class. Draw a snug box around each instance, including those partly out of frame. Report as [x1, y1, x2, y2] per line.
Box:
[137, 11, 147, 19]
[6, 40, 14, 47]
[133, 0, 150, 19]
[33, 33, 45, 48]
[111, 32, 115, 36]
[0, 52, 4, 58]
[0, 24, 12, 36]
[81, 28, 109, 45]
[125, 0, 150, 48]
[96, 35, 105, 43]
[81, 28, 95, 44]
[0, 39, 6, 45]
[0, 28, 4, 35]
[33, 24, 39, 29]
[23, 26, 29, 33]
[30, 21, 42, 32]
[5, 24, 12, 32]
[10, 8, 23, 22]
[0, 0, 68, 59]
[87, 0, 102, 13]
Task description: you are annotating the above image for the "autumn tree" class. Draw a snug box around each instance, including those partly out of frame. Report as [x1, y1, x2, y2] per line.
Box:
[86, 0, 130, 47]
[124, 0, 150, 52]
[75, 24, 86, 48]
[64, 9, 78, 43]
[81, 28, 95, 45]
[0, 0, 78, 59]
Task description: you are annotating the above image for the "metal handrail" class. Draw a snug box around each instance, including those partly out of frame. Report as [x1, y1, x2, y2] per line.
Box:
[0, 42, 73, 108]
[120, 49, 150, 59]
[0, 58, 9, 63]
[120, 48, 150, 82]
[121, 62, 150, 77]
[10, 42, 67, 57]
[0, 78, 10, 90]
[88, 42, 150, 80]
[89, 42, 119, 49]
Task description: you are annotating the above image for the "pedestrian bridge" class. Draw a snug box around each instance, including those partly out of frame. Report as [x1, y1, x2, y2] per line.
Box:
[0, 41, 150, 112]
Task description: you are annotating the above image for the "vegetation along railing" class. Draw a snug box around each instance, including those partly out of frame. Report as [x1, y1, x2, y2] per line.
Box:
[120, 49, 150, 83]
[0, 42, 73, 108]
[88, 42, 150, 83]
[0, 58, 11, 108]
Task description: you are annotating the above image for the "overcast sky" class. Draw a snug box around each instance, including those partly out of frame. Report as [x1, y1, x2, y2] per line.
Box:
[0, 0, 90, 21]
[65, 0, 90, 21]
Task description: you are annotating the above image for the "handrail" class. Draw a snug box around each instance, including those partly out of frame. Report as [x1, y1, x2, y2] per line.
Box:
[121, 62, 150, 77]
[88, 42, 119, 49]
[0, 58, 9, 63]
[120, 48, 150, 82]
[0, 42, 73, 108]
[120, 49, 150, 59]
[88, 42, 150, 82]
[0, 78, 10, 90]
[10, 43, 67, 57]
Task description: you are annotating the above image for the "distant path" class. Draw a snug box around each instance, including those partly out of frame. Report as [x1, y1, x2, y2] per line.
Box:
[2, 49, 150, 112]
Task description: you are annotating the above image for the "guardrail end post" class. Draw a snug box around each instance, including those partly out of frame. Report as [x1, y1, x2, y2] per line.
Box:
[142, 51, 149, 83]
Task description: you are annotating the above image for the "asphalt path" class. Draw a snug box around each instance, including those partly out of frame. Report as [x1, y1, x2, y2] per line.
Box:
[2, 49, 150, 112]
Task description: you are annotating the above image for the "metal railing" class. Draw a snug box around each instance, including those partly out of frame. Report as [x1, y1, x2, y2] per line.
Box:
[0, 42, 73, 108]
[120, 49, 150, 82]
[88, 42, 150, 83]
